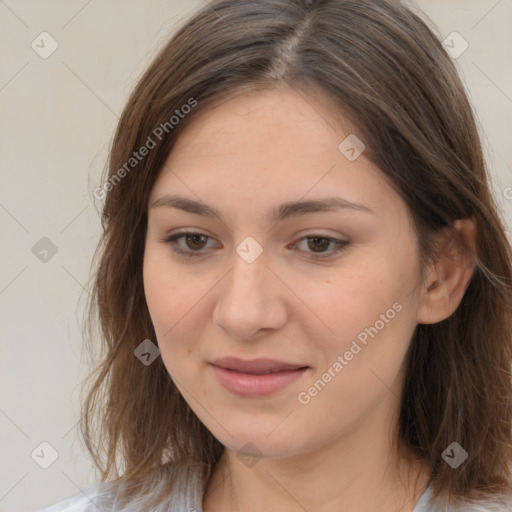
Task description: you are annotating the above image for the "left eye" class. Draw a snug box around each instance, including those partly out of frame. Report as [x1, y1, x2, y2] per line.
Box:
[291, 236, 349, 258]
[162, 232, 349, 259]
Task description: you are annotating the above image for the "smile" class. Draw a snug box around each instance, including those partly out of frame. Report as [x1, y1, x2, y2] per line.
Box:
[210, 357, 310, 397]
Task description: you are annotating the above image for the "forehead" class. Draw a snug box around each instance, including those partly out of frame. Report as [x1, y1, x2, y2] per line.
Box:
[165, 87, 353, 165]
[150, 88, 407, 225]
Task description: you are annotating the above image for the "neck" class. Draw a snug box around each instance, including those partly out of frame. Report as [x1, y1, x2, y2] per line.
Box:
[203, 398, 431, 512]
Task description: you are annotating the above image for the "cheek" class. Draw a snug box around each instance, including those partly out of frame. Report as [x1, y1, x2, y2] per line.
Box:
[308, 268, 394, 344]
[143, 242, 195, 330]
[143, 246, 186, 351]
[306, 259, 417, 380]
[143, 262, 175, 335]
[143, 246, 212, 380]
[296, 295, 413, 430]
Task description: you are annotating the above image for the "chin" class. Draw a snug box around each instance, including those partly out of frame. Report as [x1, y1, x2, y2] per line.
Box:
[212, 426, 305, 461]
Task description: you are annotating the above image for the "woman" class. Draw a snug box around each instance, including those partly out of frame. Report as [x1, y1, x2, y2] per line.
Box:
[40, 0, 512, 510]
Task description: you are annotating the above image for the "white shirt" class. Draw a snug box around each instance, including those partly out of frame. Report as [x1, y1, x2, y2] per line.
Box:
[37, 467, 508, 512]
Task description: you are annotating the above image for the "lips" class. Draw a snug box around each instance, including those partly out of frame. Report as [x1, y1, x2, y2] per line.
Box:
[210, 357, 310, 397]
[212, 357, 308, 374]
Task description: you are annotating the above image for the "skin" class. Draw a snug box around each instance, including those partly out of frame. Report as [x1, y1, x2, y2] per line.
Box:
[143, 85, 477, 512]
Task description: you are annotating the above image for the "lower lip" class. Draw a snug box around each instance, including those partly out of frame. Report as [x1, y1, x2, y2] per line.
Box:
[211, 365, 308, 397]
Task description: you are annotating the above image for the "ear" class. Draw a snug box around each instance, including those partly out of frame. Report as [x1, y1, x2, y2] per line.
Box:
[416, 217, 478, 325]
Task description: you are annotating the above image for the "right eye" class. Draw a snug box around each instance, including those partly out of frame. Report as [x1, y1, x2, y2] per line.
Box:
[161, 231, 220, 257]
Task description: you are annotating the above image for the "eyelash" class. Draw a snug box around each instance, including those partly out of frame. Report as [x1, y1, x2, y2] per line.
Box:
[161, 232, 349, 260]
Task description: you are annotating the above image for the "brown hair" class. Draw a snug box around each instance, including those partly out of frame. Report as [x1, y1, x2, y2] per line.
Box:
[81, 0, 512, 508]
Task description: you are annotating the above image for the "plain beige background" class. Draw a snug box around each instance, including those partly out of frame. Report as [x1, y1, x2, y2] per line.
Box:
[0, 1, 511, 511]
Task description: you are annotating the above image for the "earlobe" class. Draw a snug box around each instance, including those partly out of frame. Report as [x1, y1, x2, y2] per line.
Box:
[416, 218, 478, 325]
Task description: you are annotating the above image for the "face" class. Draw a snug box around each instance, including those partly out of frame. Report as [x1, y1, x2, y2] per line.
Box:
[143, 87, 426, 460]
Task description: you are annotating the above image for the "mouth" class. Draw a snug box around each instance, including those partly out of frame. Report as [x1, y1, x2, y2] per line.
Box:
[212, 357, 309, 373]
[210, 357, 310, 397]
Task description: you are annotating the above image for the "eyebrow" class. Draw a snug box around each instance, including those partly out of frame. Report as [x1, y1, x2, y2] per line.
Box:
[150, 194, 374, 222]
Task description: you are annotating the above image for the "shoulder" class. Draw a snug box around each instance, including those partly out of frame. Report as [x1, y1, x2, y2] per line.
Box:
[37, 464, 206, 512]
[37, 485, 108, 512]
[414, 483, 512, 512]
[451, 497, 512, 512]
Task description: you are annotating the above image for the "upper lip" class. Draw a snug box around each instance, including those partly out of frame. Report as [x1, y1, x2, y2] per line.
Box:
[211, 357, 308, 374]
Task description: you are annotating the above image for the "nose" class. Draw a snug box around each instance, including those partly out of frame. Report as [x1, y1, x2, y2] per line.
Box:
[213, 248, 288, 341]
